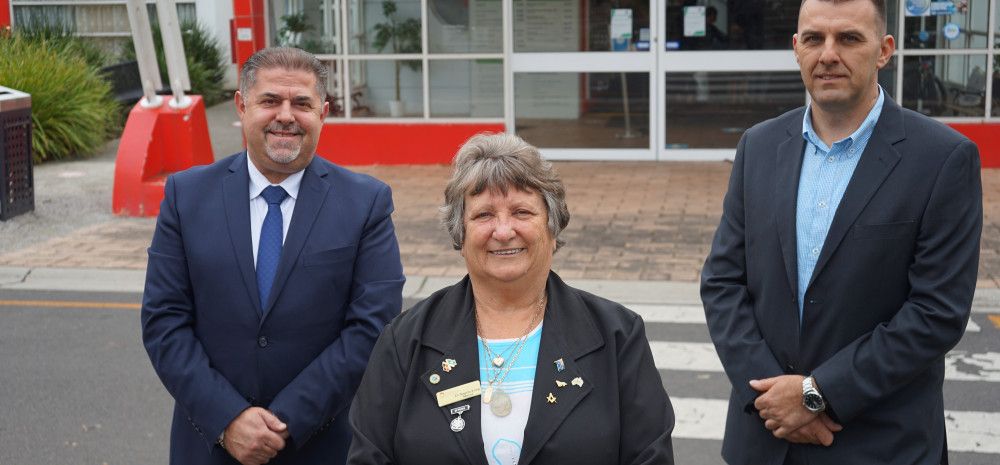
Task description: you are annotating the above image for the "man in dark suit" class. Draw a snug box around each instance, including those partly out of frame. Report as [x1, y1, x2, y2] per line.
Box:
[701, 1, 982, 464]
[142, 47, 405, 465]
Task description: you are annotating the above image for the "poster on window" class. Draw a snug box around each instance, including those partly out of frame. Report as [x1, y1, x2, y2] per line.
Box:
[683, 6, 706, 37]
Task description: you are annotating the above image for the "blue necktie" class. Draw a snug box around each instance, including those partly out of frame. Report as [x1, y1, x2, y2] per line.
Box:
[257, 185, 288, 311]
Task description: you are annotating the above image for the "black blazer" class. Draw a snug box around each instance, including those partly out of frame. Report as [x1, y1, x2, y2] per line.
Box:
[348, 272, 674, 465]
[701, 97, 982, 465]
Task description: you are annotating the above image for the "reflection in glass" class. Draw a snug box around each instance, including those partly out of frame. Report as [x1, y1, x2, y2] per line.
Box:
[349, 0, 422, 54]
[902, 55, 987, 117]
[349, 60, 423, 117]
[994, 56, 1000, 117]
[665, 0, 797, 51]
[430, 60, 503, 117]
[514, 73, 649, 148]
[664, 71, 803, 148]
[903, 0, 988, 50]
[513, 0, 649, 52]
[879, 56, 898, 102]
[269, 0, 341, 54]
[428, 0, 502, 53]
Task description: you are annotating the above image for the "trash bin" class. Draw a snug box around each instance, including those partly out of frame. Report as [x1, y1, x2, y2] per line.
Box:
[0, 86, 34, 221]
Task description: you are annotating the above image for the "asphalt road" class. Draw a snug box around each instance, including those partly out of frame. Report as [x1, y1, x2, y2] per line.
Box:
[1, 289, 997, 464]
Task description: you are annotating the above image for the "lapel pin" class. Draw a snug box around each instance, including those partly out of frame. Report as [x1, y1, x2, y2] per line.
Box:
[449, 404, 470, 432]
[571, 377, 584, 387]
[546, 392, 557, 404]
[555, 380, 567, 388]
[442, 358, 457, 372]
[429, 374, 441, 385]
[554, 358, 565, 372]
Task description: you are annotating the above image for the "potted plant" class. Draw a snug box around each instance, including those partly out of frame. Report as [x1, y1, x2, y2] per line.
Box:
[372, 0, 420, 117]
[278, 12, 312, 47]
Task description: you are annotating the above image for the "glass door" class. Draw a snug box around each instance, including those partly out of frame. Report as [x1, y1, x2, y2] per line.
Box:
[655, 0, 803, 161]
[505, 0, 655, 160]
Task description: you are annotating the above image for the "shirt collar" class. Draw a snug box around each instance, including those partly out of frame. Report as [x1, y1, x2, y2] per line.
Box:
[247, 152, 304, 200]
[802, 85, 885, 154]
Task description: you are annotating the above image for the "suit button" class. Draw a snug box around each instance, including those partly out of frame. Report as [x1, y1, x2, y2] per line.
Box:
[258, 336, 269, 348]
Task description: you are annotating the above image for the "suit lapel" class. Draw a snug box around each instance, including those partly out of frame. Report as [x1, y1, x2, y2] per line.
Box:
[807, 99, 905, 290]
[261, 157, 330, 319]
[222, 153, 262, 317]
[420, 278, 489, 465]
[774, 117, 807, 306]
[519, 273, 603, 465]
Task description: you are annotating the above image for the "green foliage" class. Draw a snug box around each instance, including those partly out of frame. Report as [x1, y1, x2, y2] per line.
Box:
[0, 33, 118, 162]
[371, 0, 421, 101]
[123, 20, 227, 106]
[13, 18, 110, 69]
[278, 12, 313, 47]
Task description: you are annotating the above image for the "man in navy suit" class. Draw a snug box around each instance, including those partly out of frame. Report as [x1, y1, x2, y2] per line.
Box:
[701, 1, 982, 464]
[142, 47, 404, 465]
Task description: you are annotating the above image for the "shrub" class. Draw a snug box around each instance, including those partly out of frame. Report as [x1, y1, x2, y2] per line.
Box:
[124, 20, 228, 106]
[0, 33, 118, 162]
[13, 17, 110, 69]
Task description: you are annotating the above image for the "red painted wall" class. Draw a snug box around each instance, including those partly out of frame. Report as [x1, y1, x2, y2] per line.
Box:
[315, 123, 506, 165]
[947, 123, 1000, 168]
[1, 0, 11, 29]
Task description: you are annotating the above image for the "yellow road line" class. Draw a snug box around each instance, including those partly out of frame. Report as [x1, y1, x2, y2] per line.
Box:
[988, 315, 1000, 330]
[0, 300, 140, 310]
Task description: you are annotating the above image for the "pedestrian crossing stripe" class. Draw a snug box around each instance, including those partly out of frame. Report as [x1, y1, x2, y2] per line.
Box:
[671, 397, 1000, 454]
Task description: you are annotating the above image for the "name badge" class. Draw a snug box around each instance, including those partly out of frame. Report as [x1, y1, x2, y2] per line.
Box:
[436, 380, 482, 407]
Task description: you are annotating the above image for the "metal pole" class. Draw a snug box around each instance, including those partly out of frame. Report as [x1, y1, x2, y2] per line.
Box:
[156, 0, 192, 109]
[125, 0, 163, 108]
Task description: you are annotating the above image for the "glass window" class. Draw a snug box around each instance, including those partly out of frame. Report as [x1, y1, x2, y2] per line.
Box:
[349, 0, 422, 54]
[903, 0, 988, 50]
[270, 0, 341, 54]
[514, 72, 649, 148]
[513, 0, 650, 52]
[349, 59, 424, 117]
[430, 60, 503, 117]
[665, 0, 797, 51]
[429, 0, 502, 53]
[879, 56, 898, 102]
[994, 56, 1000, 117]
[902, 54, 988, 117]
[664, 0, 897, 52]
[664, 71, 804, 148]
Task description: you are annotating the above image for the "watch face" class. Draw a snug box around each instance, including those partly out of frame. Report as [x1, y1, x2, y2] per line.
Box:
[804, 392, 825, 411]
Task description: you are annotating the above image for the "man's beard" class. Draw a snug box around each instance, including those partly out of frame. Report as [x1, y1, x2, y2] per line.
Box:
[264, 122, 304, 164]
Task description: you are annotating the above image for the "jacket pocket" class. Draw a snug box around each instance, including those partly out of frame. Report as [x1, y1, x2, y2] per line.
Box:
[851, 220, 917, 240]
[302, 245, 356, 266]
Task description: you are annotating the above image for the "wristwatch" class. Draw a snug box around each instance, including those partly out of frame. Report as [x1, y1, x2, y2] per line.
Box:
[217, 431, 226, 450]
[802, 376, 826, 413]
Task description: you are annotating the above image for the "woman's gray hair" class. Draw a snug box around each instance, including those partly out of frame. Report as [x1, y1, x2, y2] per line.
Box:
[441, 133, 570, 251]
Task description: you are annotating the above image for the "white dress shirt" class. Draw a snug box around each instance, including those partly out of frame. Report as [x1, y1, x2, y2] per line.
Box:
[248, 154, 303, 267]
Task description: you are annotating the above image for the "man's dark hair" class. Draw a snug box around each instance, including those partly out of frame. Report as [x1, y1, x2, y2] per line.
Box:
[800, 0, 887, 33]
[239, 47, 328, 102]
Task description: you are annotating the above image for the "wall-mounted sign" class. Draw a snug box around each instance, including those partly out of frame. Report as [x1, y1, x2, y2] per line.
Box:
[905, 0, 930, 16]
[610, 9, 632, 51]
[942, 22, 961, 40]
[683, 6, 706, 37]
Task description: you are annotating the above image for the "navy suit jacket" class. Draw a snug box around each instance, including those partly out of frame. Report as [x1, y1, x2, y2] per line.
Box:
[142, 152, 405, 464]
[701, 97, 982, 465]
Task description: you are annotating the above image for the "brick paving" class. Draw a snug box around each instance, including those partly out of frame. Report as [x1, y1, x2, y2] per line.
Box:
[1, 162, 997, 287]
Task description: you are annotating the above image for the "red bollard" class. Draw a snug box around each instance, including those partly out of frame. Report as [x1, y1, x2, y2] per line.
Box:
[112, 95, 213, 217]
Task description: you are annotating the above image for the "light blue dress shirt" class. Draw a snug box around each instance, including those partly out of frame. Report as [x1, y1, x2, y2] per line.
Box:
[796, 86, 885, 319]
